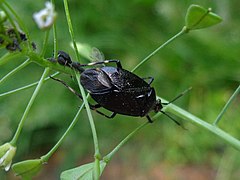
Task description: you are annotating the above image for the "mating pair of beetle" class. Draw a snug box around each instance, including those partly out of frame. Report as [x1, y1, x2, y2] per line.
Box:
[51, 51, 189, 125]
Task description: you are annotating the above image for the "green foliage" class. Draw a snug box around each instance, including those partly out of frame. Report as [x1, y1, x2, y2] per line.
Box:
[185, 4, 222, 31]
[12, 159, 43, 179]
[61, 161, 107, 180]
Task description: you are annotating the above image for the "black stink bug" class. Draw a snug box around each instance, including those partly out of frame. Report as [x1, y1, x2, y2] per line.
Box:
[51, 51, 190, 124]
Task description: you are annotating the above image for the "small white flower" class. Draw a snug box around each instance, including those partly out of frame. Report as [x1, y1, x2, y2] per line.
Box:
[33, 2, 57, 30]
[0, 143, 16, 171]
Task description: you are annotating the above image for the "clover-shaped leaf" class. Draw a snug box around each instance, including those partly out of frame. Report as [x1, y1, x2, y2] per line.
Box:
[185, 4, 222, 31]
[60, 161, 107, 180]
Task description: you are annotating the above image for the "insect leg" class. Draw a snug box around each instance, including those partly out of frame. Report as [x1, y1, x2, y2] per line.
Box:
[146, 115, 153, 123]
[160, 111, 187, 130]
[78, 60, 123, 69]
[50, 76, 83, 100]
[160, 111, 180, 126]
[86, 103, 117, 119]
[91, 104, 102, 109]
[95, 111, 117, 119]
[162, 87, 192, 105]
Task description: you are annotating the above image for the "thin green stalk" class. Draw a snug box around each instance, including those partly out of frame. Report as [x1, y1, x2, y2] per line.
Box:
[27, 51, 73, 74]
[53, 21, 58, 58]
[51, 0, 58, 58]
[63, 0, 100, 178]
[41, 102, 85, 162]
[93, 158, 100, 180]
[0, 72, 59, 97]
[63, 0, 80, 61]
[10, 68, 50, 146]
[40, 30, 50, 57]
[131, 26, 187, 72]
[76, 74, 101, 177]
[0, 58, 30, 85]
[213, 85, 240, 126]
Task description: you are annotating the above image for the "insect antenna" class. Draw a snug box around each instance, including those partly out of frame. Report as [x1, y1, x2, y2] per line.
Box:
[160, 110, 188, 130]
[162, 87, 192, 105]
[159, 87, 192, 129]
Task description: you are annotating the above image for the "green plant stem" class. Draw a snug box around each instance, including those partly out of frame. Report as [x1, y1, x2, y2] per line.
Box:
[166, 103, 240, 150]
[10, 68, 50, 146]
[0, 43, 71, 78]
[40, 30, 50, 57]
[0, 72, 59, 97]
[63, 0, 100, 178]
[27, 51, 73, 74]
[131, 26, 187, 72]
[213, 85, 240, 126]
[0, 58, 30, 85]
[76, 74, 101, 178]
[41, 102, 85, 162]
[52, 20, 58, 58]
[63, 0, 80, 61]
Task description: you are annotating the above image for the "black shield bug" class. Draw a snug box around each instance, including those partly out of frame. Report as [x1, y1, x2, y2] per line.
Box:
[51, 51, 191, 124]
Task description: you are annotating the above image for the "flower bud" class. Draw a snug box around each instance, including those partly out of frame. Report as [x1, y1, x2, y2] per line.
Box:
[0, 143, 16, 171]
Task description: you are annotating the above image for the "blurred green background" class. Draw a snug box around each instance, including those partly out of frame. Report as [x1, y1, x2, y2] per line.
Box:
[1, 0, 239, 179]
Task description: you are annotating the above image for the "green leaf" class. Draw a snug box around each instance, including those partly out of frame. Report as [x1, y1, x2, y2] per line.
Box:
[12, 159, 43, 179]
[60, 161, 107, 180]
[185, 4, 222, 31]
